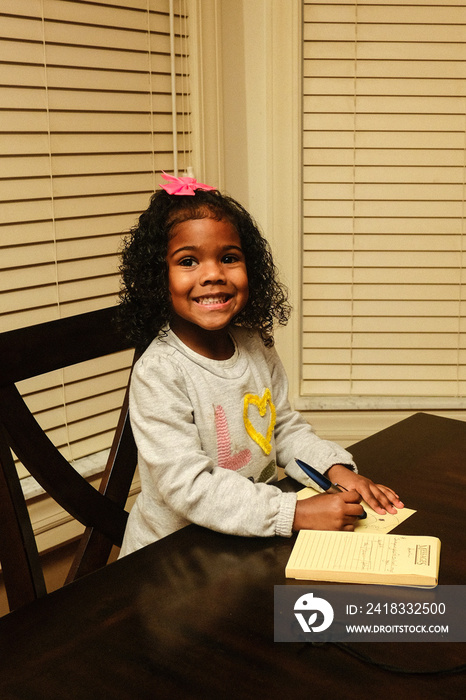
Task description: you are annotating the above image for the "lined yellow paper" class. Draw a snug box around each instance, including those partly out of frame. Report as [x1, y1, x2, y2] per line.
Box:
[286, 530, 440, 587]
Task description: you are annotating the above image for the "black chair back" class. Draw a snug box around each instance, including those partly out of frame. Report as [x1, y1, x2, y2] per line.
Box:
[0, 307, 138, 612]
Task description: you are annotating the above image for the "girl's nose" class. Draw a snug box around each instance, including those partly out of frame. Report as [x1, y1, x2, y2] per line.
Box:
[200, 260, 226, 285]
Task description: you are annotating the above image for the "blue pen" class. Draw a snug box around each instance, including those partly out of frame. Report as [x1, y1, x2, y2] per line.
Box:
[295, 458, 367, 519]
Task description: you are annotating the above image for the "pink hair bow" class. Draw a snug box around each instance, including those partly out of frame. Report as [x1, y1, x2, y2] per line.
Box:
[159, 171, 216, 196]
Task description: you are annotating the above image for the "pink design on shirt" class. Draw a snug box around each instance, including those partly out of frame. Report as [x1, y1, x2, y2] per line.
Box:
[215, 405, 251, 471]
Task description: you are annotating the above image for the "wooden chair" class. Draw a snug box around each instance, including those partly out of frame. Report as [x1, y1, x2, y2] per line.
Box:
[0, 307, 139, 613]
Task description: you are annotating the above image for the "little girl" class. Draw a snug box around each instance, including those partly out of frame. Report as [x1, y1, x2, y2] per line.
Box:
[118, 173, 403, 556]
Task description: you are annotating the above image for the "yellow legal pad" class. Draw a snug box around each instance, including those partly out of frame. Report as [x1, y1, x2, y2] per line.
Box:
[285, 530, 441, 588]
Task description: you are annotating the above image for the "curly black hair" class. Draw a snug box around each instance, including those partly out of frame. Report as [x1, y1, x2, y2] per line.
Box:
[118, 187, 291, 350]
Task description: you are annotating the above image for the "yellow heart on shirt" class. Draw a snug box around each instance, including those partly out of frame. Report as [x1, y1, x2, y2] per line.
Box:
[243, 389, 276, 455]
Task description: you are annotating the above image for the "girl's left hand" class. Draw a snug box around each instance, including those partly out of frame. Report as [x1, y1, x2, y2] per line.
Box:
[326, 464, 404, 515]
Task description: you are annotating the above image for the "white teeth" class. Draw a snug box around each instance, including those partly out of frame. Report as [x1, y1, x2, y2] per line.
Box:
[197, 296, 227, 305]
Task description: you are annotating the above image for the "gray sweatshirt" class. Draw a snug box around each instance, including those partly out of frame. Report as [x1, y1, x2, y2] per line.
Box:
[119, 326, 355, 556]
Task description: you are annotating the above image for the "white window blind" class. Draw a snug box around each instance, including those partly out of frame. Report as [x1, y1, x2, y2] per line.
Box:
[302, 0, 466, 408]
[0, 0, 192, 474]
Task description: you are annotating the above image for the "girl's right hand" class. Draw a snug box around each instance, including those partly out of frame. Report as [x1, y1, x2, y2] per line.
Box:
[292, 490, 363, 532]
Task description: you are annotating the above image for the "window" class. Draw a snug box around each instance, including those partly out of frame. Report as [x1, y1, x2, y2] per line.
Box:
[302, 0, 466, 408]
[0, 0, 192, 474]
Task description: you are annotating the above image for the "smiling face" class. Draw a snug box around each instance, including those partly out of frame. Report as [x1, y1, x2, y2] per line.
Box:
[166, 216, 249, 358]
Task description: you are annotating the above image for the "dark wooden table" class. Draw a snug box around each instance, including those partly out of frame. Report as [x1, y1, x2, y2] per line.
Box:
[0, 413, 465, 699]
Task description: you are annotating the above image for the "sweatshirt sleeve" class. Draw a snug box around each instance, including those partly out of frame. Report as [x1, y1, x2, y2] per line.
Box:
[263, 344, 357, 486]
[129, 351, 297, 538]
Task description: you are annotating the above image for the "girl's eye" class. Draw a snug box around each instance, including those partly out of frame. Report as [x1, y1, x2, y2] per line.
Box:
[222, 254, 239, 264]
[179, 257, 198, 267]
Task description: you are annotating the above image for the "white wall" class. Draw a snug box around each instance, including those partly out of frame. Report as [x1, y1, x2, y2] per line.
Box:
[190, 0, 302, 390]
